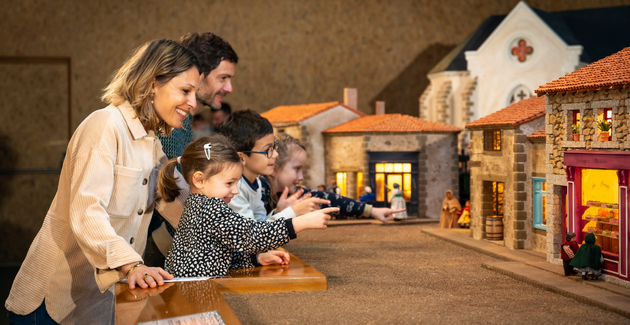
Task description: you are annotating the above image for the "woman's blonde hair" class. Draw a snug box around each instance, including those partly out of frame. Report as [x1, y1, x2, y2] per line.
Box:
[102, 39, 200, 135]
[159, 134, 241, 202]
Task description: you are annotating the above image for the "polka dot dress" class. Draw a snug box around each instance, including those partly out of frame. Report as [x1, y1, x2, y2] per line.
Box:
[166, 194, 293, 277]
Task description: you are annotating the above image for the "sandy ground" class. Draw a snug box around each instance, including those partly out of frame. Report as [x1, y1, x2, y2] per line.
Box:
[223, 223, 630, 324]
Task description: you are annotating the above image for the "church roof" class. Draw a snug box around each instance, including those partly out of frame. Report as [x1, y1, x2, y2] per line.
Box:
[261, 101, 364, 124]
[466, 96, 545, 128]
[429, 15, 505, 74]
[535, 47, 630, 95]
[430, 5, 630, 74]
[323, 114, 461, 134]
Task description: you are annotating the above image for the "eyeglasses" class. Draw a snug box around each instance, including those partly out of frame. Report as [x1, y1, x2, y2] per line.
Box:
[243, 140, 279, 158]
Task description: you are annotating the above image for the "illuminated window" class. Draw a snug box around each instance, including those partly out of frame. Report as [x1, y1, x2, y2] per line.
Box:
[356, 172, 363, 199]
[596, 107, 613, 140]
[569, 110, 581, 141]
[403, 174, 412, 201]
[336, 172, 347, 196]
[484, 130, 501, 151]
[492, 181, 504, 216]
[375, 173, 385, 201]
[374, 163, 413, 202]
[532, 177, 547, 230]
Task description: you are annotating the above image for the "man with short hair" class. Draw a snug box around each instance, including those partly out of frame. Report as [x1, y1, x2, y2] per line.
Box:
[145, 32, 239, 267]
[180, 32, 238, 110]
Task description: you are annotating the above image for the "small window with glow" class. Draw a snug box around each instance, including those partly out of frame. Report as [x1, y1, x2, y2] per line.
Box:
[336, 172, 347, 196]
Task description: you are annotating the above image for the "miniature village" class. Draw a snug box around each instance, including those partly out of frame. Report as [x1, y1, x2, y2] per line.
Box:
[260, 1, 630, 286]
[2, 1, 630, 324]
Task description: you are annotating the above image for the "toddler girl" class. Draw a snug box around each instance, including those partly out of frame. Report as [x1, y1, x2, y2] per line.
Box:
[263, 134, 404, 222]
[159, 134, 338, 277]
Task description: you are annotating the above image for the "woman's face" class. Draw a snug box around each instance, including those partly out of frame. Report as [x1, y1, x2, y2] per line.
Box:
[446, 192, 453, 199]
[274, 147, 307, 193]
[152, 67, 199, 129]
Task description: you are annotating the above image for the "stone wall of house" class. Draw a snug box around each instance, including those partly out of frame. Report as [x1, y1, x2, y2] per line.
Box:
[301, 107, 362, 189]
[469, 128, 517, 247]
[421, 133, 459, 218]
[323, 134, 366, 195]
[544, 88, 630, 264]
[325, 132, 458, 218]
[525, 139, 547, 253]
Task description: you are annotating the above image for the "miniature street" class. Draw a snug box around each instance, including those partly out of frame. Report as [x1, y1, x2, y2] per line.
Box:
[223, 221, 630, 324]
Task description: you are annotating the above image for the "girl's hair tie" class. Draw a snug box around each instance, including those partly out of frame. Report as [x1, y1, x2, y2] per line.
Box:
[204, 143, 212, 160]
[177, 156, 182, 164]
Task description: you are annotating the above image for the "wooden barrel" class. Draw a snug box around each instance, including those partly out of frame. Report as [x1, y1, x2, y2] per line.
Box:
[485, 216, 504, 240]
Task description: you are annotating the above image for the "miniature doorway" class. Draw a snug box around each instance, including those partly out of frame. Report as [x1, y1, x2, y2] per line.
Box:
[368, 152, 418, 216]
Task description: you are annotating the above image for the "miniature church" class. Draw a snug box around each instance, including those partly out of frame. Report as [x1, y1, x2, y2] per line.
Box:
[420, 1, 630, 151]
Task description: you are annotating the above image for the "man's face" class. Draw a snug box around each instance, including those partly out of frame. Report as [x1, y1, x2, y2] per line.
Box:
[197, 60, 235, 109]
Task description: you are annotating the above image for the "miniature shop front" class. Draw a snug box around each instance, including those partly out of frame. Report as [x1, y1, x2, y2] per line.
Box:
[564, 150, 629, 282]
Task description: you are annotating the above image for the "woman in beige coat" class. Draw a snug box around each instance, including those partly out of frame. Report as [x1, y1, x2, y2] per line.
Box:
[439, 190, 461, 228]
[6, 39, 200, 324]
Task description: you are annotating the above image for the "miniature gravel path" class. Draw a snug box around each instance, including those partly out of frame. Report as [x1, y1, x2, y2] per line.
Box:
[223, 223, 630, 324]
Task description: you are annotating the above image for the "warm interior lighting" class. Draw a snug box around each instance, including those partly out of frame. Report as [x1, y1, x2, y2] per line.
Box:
[336, 172, 347, 196]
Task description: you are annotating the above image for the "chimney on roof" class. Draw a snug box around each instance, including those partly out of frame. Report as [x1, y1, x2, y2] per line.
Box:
[343, 88, 357, 110]
[375, 101, 385, 115]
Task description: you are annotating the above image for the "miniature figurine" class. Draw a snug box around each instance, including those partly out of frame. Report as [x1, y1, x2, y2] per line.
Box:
[457, 201, 471, 228]
[359, 186, 376, 204]
[570, 233, 604, 280]
[440, 190, 461, 228]
[390, 183, 408, 220]
[561, 232, 579, 276]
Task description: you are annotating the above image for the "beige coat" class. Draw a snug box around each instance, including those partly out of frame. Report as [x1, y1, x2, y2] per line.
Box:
[5, 102, 189, 323]
[439, 191, 461, 229]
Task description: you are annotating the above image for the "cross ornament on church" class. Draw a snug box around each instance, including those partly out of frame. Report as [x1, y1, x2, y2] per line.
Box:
[517, 90, 528, 100]
[511, 39, 533, 62]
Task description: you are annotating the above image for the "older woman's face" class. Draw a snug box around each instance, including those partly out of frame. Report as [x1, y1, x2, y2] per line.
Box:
[152, 67, 199, 129]
[446, 192, 453, 199]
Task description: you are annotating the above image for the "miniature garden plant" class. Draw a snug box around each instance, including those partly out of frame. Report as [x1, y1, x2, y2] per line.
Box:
[597, 120, 612, 132]
[571, 124, 579, 134]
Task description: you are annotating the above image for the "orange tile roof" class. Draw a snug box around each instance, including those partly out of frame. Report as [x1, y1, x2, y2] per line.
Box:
[466, 96, 545, 128]
[261, 101, 365, 124]
[527, 130, 546, 139]
[323, 114, 461, 133]
[536, 47, 630, 95]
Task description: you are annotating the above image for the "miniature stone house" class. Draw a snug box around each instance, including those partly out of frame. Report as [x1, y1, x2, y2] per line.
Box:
[322, 111, 461, 218]
[467, 96, 546, 250]
[536, 47, 630, 283]
[261, 94, 364, 189]
[420, 1, 630, 150]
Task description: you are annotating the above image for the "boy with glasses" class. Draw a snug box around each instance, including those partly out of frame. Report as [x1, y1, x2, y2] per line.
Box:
[218, 110, 328, 222]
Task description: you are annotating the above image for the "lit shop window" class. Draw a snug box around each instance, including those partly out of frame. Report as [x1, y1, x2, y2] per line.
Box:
[532, 177, 547, 230]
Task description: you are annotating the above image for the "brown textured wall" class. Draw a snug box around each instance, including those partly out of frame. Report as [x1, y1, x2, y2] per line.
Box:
[2, 0, 630, 262]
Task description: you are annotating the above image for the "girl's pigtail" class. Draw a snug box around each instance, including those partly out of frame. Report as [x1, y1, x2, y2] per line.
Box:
[158, 157, 180, 202]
